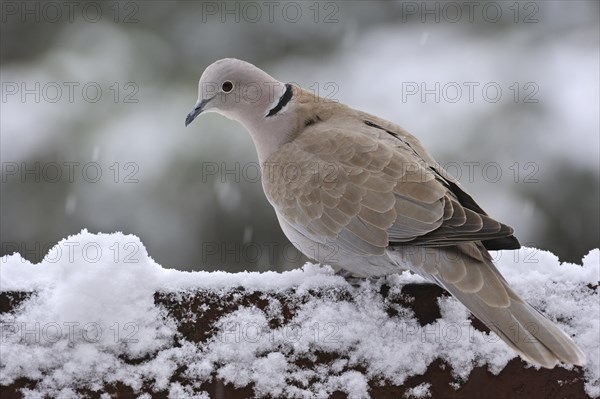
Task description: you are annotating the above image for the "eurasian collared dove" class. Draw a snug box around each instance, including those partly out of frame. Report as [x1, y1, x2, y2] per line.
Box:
[185, 58, 585, 368]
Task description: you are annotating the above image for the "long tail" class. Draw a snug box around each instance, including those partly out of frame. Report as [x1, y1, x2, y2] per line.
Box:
[396, 243, 586, 368]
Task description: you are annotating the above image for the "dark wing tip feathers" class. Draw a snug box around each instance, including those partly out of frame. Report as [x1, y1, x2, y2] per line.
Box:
[482, 235, 521, 250]
[433, 166, 521, 250]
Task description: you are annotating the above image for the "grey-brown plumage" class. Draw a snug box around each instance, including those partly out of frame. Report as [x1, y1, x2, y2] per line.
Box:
[186, 58, 585, 368]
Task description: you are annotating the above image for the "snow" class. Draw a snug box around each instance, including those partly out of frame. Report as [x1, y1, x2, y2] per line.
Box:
[404, 382, 432, 398]
[1, 230, 599, 398]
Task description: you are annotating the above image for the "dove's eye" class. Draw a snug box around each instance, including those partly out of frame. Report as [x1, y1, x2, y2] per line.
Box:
[222, 81, 234, 93]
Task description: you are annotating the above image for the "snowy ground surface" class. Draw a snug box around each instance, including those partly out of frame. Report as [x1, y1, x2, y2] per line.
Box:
[1, 230, 598, 398]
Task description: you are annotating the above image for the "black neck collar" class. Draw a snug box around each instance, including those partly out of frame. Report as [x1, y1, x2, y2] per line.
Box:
[266, 84, 293, 117]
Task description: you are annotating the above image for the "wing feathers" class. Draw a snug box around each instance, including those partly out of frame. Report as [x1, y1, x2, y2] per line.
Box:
[263, 126, 517, 257]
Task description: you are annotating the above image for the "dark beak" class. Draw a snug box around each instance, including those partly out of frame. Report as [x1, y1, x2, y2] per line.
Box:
[185, 99, 209, 127]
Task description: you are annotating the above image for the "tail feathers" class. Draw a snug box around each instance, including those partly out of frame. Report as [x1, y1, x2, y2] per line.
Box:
[435, 259, 586, 368]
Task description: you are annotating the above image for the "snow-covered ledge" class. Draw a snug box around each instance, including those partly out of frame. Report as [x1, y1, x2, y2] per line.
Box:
[1, 231, 598, 399]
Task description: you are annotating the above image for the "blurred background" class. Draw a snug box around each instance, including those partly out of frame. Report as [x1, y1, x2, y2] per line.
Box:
[1, 1, 598, 272]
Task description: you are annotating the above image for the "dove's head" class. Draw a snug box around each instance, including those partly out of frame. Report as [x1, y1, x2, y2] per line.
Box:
[185, 58, 297, 162]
